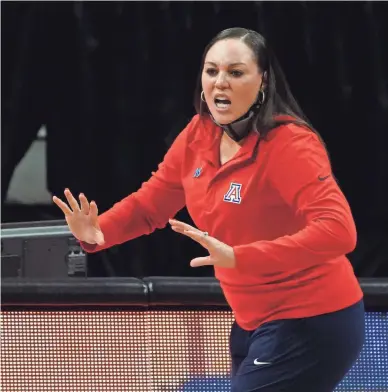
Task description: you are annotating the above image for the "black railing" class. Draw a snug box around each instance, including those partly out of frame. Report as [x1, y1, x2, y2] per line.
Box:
[2, 277, 388, 310]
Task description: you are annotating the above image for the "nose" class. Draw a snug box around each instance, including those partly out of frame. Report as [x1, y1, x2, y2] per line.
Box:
[214, 71, 229, 89]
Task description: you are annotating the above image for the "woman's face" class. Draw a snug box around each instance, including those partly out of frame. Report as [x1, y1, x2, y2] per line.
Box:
[201, 38, 263, 125]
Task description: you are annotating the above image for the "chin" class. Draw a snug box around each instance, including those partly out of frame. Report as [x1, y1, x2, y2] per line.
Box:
[209, 111, 237, 125]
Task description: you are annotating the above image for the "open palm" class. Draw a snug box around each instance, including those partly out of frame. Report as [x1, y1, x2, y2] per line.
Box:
[169, 218, 236, 268]
[53, 189, 105, 245]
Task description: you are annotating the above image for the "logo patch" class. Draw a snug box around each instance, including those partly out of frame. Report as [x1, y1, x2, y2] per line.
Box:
[223, 182, 242, 204]
[193, 167, 202, 178]
[318, 174, 330, 181]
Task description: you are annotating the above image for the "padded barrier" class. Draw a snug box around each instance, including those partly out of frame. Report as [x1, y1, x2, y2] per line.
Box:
[2, 277, 388, 309]
[1, 277, 387, 392]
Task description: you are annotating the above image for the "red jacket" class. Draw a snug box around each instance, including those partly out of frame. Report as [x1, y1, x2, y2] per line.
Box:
[82, 114, 363, 330]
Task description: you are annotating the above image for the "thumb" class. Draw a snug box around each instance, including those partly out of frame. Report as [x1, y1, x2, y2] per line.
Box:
[95, 230, 105, 246]
[190, 256, 213, 268]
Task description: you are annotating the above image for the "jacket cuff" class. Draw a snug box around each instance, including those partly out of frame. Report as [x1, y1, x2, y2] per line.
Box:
[79, 241, 98, 253]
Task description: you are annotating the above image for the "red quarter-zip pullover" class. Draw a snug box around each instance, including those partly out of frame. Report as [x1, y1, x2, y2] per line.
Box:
[81, 114, 363, 330]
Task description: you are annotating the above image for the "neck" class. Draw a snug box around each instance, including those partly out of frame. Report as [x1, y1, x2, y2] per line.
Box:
[221, 131, 245, 146]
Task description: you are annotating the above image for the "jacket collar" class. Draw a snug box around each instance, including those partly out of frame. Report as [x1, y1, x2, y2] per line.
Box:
[188, 115, 260, 167]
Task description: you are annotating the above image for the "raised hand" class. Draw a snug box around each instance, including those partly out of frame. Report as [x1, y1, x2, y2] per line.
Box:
[169, 218, 236, 268]
[53, 189, 105, 245]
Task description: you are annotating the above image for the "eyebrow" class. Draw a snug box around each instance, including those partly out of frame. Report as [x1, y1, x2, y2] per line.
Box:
[204, 61, 247, 67]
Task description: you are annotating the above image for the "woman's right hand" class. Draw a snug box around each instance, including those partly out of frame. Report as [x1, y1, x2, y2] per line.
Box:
[53, 189, 105, 245]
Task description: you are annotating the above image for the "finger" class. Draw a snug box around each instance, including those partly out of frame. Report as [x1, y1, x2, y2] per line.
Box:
[190, 256, 214, 268]
[170, 225, 187, 235]
[184, 229, 210, 241]
[169, 218, 198, 233]
[169, 219, 204, 237]
[79, 193, 90, 215]
[64, 189, 81, 212]
[95, 230, 105, 246]
[89, 201, 99, 226]
[52, 196, 73, 216]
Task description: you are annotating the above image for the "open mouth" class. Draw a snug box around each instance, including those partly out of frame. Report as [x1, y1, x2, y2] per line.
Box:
[214, 98, 231, 109]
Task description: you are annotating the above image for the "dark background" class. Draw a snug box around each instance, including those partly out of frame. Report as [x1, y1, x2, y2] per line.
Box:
[2, 1, 388, 278]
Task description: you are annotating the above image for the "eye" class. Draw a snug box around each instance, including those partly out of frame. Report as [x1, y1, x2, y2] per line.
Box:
[230, 70, 243, 77]
[205, 68, 218, 77]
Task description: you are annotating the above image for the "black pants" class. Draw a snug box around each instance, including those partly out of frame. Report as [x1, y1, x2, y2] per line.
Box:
[230, 300, 365, 392]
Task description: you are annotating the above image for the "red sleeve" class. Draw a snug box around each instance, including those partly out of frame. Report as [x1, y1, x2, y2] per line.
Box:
[80, 117, 195, 253]
[233, 125, 357, 275]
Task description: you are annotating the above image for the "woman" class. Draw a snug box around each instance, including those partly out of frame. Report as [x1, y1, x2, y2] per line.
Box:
[53, 28, 365, 391]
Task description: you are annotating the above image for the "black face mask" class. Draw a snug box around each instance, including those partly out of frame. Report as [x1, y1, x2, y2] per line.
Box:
[208, 105, 261, 142]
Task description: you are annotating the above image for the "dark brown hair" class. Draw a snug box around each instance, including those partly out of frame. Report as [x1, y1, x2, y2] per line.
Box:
[194, 27, 322, 141]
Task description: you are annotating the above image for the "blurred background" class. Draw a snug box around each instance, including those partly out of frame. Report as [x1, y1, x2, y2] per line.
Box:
[2, 1, 388, 279]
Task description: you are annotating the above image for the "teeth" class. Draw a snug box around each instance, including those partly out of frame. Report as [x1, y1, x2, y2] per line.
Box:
[216, 102, 230, 108]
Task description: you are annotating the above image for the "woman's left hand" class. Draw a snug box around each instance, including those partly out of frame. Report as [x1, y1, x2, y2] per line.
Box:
[169, 218, 236, 268]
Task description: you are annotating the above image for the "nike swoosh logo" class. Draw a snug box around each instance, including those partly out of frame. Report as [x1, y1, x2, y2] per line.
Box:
[318, 174, 330, 181]
[253, 359, 271, 366]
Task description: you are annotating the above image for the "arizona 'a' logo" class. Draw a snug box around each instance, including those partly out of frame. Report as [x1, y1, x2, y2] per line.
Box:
[223, 182, 242, 204]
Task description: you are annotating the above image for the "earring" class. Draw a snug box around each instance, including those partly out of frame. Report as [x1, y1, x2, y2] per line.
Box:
[201, 91, 206, 102]
[257, 90, 265, 105]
